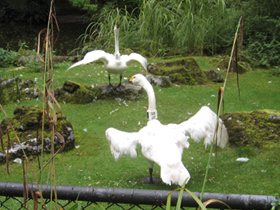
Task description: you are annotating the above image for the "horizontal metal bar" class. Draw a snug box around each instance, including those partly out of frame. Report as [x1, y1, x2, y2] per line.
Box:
[0, 182, 276, 209]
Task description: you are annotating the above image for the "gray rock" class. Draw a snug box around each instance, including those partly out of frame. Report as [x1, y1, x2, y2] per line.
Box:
[0, 106, 75, 164]
[94, 84, 143, 100]
[204, 69, 224, 83]
[1, 77, 21, 88]
[145, 74, 172, 87]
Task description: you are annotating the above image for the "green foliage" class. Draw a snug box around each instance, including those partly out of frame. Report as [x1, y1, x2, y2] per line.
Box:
[271, 67, 280, 76]
[75, 0, 237, 57]
[4, 50, 20, 66]
[241, 0, 280, 67]
[0, 48, 7, 62]
[244, 33, 280, 67]
[69, 0, 97, 13]
[19, 53, 43, 72]
[68, 0, 143, 15]
[271, 194, 280, 210]
[75, 6, 138, 55]
[0, 48, 42, 69]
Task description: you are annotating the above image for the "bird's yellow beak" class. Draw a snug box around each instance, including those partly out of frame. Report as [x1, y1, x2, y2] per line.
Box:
[129, 76, 135, 83]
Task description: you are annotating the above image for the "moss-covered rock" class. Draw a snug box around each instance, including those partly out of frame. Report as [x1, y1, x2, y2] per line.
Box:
[55, 80, 143, 102]
[93, 84, 143, 100]
[147, 58, 208, 85]
[221, 110, 280, 150]
[209, 55, 252, 74]
[0, 105, 75, 164]
[54, 80, 95, 104]
[0, 77, 39, 104]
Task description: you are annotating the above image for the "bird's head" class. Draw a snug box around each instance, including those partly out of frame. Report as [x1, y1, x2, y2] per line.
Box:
[114, 24, 120, 32]
[129, 74, 146, 86]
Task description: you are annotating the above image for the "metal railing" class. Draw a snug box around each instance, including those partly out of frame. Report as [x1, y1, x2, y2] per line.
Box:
[0, 182, 276, 209]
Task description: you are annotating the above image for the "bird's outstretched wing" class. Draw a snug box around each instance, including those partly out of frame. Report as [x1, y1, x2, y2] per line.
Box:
[67, 50, 114, 71]
[105, 127, 140, 160]
[178, 106, 228, 148]
[122, 53, 148, 71]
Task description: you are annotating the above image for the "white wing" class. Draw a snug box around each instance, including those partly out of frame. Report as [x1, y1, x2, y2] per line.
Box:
[67, 50, 114, 70]
[105, 127, 140, 160]
[121, 53, 148, 71]
[179, 106, 228, 148]
[163, 123, 190, 152]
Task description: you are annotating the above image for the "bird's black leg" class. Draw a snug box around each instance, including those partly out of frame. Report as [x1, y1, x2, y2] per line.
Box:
[140, 167, 158, 184]
[149, 168, 154, 184]
[107, 74, 114, 91]
[115, 75, 125, 90]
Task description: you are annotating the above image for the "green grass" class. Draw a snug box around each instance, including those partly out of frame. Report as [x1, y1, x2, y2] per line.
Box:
[0, 57, 280, 199]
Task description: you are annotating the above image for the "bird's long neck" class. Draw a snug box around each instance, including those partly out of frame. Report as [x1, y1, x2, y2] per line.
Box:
[142, 80, 157, 120]
[114, 29, 120, 59]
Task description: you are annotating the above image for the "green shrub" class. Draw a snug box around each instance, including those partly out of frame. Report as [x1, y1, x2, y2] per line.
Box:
[19, 54, 42, 72]
[244, 33, 280, 68]
[0, 48, 7, 61]
[4, 50, 20, 66]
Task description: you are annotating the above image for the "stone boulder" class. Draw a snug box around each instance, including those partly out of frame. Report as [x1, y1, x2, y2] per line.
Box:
[204, 69, 224, 83]
[147, 58, 208, 85]
[145, 74, 172, 87]
[54, 80, 95, 104]
[0, 105, 75, 164]
[221, 110, 280, 150]
[0, 77, 39, 104]
[93, 84, 143, 100]
[54, 81, 143, 103]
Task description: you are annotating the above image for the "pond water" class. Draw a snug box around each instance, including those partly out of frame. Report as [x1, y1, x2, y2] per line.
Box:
[0, 16, 89, 55]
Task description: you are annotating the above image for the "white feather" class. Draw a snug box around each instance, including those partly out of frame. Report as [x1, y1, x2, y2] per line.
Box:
[236, 157, 249, 162]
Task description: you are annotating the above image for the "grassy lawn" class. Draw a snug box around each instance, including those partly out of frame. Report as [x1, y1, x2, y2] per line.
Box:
[0, 56, 279, 199]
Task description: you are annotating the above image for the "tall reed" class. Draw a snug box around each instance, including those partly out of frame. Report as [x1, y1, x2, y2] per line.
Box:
[75, 0, 231, 57]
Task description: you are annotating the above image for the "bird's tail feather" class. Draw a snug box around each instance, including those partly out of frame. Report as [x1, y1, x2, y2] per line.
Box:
[160, 163, 190, 186]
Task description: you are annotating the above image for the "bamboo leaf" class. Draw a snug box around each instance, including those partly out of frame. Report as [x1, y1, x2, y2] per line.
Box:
[175, 178, 189, 209]
[166, 192, 172, 210]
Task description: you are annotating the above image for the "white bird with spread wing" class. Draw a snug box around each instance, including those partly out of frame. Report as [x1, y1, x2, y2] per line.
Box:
[67, 25, 147, 90]
[106, 74, 228, 186]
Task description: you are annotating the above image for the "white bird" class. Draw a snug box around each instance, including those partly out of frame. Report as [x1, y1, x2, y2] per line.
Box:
[106, 74, 229, 186]
[67, 24, 148, 90]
